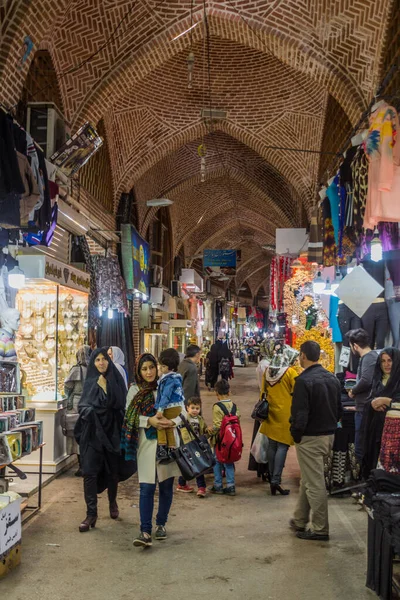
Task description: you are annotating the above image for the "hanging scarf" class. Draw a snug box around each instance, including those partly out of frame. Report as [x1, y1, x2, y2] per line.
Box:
[265, 345, 299, 386]
[121, 353, 158, 461]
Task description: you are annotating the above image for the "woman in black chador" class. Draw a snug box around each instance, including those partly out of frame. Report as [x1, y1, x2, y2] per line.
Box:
[74, 348, 128, 532]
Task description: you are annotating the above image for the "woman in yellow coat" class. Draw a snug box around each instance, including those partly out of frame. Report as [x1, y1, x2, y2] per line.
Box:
[260, 345, 299, 496]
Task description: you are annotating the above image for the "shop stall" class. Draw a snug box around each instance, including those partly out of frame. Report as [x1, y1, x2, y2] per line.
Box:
[13, 252, 89, 473]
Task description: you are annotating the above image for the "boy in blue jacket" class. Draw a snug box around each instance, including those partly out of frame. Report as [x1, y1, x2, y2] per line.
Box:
[155, 348, 185, 462]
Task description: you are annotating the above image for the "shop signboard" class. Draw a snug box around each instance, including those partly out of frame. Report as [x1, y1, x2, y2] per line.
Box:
[120, 225, 150, 296]
[0, 496, 21, 554]
[203, 249, 237, 276]
[18, 254, 90, 293]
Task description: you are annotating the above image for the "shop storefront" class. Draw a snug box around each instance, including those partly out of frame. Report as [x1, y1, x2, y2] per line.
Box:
[14, 252, 90, 473]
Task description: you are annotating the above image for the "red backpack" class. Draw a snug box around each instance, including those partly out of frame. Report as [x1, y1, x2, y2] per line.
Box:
[215, 402, 243, 463]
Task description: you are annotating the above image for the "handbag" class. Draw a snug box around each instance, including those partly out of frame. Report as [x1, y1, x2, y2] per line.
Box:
[173, 415, 215, 481]
[61, 411, 79, 438]
[251, 393, 269, 421]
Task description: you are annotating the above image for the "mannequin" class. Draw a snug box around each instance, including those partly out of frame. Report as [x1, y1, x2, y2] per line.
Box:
[0, 308, 21, 361]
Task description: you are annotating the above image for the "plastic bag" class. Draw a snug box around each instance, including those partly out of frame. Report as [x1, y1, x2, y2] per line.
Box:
[250, 431, 269, 463]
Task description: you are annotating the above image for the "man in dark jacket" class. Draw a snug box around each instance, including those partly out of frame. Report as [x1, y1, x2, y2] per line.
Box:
[178, 344, 201, 401]
[346, 328, 378, 462]
[290, 341, 342, 541]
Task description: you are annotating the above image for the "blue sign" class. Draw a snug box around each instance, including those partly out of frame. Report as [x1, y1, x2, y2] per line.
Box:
[203, 249, 237, 275]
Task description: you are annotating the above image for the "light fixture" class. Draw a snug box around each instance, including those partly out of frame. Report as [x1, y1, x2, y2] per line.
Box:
[371, 227, 383, 262]
[187, 51, 195, 89]
[146, 198, 174, 207]
[135, 292, 140, 298]
[291, 258, 304, 270]
[331, 269, 342, 293]
[312, 271, 325, 294]
[98, 305, 103, 316]
[8, 263, 25, 289]
[107, 308, 113, 319]
[323, 278, 332, 295]
[142, 293, 147, 301]
[274, 323, 279, 332]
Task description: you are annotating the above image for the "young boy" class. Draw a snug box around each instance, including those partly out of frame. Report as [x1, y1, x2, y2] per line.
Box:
[155, 348, 185, 462]
[176, 397, 209, 497]
[209, 379, 241, 496]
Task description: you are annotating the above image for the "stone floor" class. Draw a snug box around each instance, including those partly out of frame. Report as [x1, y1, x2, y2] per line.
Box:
[3, 364, 375, 600]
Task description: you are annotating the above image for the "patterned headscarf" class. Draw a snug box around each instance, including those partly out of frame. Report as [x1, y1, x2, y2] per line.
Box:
[265, 345, 299, 386]
[121, 353, 158, 461]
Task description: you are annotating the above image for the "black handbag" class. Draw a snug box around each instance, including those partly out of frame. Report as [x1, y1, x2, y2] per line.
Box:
[173, 415, 215, 481]
[251, 393, 269, 421]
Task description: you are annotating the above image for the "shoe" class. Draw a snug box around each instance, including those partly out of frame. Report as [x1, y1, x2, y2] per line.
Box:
[74, 468, 82, 477]
[79, 516, 97, 532]
[270, 484, 290, 496]
[176, 484, 195, 493]
[109, 501, 119, 519]
[209, 485, 224, 495]
[197, 487, 206, 498]
[223, 486, 236, 496]
[296, 530, 329, 541]
[133, 532, 153, 547]
[155, 525, 167, 541]
[289, 518, 305, 533]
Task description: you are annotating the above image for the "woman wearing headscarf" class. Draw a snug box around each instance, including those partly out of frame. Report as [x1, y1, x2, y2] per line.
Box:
[260, 344, 299, 496]
[366, 348, 400, 475]
[74, 348, 128, 532]
[108, 346, 128, 389]
[121, 353, 181, 548]
[63, 345, 91, 476]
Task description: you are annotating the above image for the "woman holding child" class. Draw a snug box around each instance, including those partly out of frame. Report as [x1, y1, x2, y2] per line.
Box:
[121, 352, 181, 548]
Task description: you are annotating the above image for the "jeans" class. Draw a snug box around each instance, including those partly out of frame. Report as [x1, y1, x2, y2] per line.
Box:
[213, 458, 235, 489]
[387, 298, 400, 349]
[139, 477, 174, 534]
[267, 439, 289, 485]
[354, 411, 363, 463]
[362, 302, 389, 350]
[179, 475, 206, 489]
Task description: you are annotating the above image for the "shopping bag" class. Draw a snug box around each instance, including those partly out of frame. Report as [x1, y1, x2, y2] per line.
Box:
[250, 431, 269, 464]
[173, 415, 215, 481]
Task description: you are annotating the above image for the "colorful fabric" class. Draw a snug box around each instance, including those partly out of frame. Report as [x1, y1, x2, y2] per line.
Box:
[308, 204, 323, 264]
[265, 345, 299, 386]
[121, 354, 158, 461]
[379, 414, 400, 474]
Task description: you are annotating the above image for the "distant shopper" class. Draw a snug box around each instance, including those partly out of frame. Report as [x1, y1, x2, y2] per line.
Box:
[108, 346, 128, 390]
[290, 341, 342, 541]
[260, 344, 298, 496]
[176, 397, 209, 497]
[206, 340, 233, 390]
[346, 329, 379, 461]
[63, 345, 91, 476]
[178, 344, 201, 401]
[121, 353, 180, 548]
[75, 348, 127, 533]
[155, 348, 185, 462]
[209, 379, 241, 496]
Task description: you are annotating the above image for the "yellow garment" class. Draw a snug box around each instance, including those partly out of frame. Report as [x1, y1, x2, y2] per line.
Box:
[259, 367, 298, 446]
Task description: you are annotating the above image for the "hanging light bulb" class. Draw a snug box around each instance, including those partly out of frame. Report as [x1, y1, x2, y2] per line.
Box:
[187, 51, 195, 89]
[274, 323, 279, 332]
[107, 308, 114, 319]
[98, 305, 103, 316]
[8, 263, 25, 289]
[322, 278, 332, 295]
[312, 271, 325, 294]
[331, 268, 342, 293]
[371, 227, 383, 262]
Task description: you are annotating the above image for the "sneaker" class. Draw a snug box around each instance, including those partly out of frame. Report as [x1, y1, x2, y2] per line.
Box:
[209, 485, 224, 495]
[176, 484, 194, 493]
[133, 532, 152, 548]
[223, 486, 236, 496]
[197, 487, 206, 498]
[296, 530, 329, 541]
[289, 518, 305, 533]
[155, 526, 167, 541]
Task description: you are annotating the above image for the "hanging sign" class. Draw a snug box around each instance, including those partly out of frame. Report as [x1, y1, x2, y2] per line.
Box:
[121, 225, 150, 295]
[203, 249, 237, 275]
[50, 122, 103, 177]
[335, 266, 384, 318]
[18, 254, 90, 292]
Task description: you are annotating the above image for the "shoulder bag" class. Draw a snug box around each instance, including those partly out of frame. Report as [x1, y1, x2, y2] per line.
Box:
[251, 392, 269, 422]
[173, 414, 215, 481]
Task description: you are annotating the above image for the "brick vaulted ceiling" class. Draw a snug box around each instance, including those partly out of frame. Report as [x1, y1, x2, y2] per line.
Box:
[0, 0, 395, 294]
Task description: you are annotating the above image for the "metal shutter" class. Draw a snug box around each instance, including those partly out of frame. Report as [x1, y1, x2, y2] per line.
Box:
[36, 225, 71, 264]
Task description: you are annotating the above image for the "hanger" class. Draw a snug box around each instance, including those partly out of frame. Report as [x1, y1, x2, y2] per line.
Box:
[351, 129, 368, 147]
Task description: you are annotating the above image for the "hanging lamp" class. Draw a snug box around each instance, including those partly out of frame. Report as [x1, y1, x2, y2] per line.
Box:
[312, 271, 325, 294]
[371, 227, 383, 262]
[8, 262, 25, 289]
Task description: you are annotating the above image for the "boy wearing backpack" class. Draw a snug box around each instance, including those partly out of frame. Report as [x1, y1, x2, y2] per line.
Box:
[209, 379, 242, 496]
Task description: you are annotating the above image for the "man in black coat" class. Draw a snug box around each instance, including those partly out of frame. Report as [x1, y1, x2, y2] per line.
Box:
[290, 341, 342, 541]
[178, 344, 201, 402]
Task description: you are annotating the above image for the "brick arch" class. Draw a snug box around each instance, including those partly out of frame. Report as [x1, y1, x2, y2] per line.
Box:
[237, 261, 271, 293]
[68, 6, 377, 130]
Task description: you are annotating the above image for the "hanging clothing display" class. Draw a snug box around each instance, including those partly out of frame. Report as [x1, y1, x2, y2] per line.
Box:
[308, 204, 323, 264]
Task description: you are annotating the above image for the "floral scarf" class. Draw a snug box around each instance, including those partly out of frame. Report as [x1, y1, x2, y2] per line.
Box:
[265, 345, 299, 386]
[121, 354, 158, 461]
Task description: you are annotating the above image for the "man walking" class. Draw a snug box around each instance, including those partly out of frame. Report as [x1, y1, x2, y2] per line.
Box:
[346, 329, 378, 462]
[290, 341, 342, 541]
[178, 344, 201, 401]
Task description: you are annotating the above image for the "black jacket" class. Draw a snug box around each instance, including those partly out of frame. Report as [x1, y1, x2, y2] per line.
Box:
[290, 364, 342, 443]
